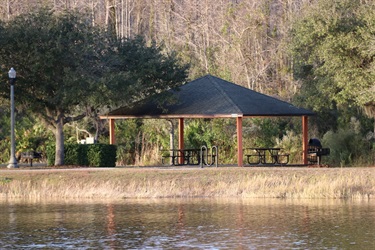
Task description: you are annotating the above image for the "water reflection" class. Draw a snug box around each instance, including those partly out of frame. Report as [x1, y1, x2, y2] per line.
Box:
[0, 198, 374, 249]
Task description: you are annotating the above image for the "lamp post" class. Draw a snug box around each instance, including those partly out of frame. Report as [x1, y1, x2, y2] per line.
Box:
[7, 67, 18, 168]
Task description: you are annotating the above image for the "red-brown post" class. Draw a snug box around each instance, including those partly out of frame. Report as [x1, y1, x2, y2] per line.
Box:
[237, 116, 243, 167]
[109, 118, 116, 145]
[178, 118, 184, 164]
[302, 116, 308, 165]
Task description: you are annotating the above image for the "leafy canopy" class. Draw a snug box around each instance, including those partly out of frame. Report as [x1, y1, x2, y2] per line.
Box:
[0, 9, 104, 125]
[0, 8, 189, 165]
[290, 0, 375, 108]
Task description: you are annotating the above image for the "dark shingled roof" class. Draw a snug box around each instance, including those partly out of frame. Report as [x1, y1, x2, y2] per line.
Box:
[103, 75, 314, 118]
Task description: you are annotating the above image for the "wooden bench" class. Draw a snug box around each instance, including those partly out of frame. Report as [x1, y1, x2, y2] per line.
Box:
[20, 151, 42, 167]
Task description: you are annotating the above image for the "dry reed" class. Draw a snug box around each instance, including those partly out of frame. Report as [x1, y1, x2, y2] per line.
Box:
[0, 167, 374, 200]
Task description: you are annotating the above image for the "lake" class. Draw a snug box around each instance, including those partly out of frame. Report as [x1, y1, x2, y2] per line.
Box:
[0, 198, 374, 249]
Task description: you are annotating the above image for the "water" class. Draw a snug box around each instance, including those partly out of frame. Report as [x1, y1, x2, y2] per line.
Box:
[0, 198, 374, 249]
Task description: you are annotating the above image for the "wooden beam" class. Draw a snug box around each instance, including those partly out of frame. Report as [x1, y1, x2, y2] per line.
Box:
[302, 116, 308, 165]
[178, 118, 184, 164]
[109, 118, 115, 145]
[237, 117, 243, 167]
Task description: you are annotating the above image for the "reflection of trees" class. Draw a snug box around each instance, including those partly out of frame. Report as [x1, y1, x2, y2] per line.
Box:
[1, 199, 374, 249]
[176, 203, 186, 241]
[301, 206, 311, 234]
[236, 202, 244, 250]
[106, 203, 117, 249]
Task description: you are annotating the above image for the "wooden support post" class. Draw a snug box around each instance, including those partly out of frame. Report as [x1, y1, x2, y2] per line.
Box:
[178, 118, 184, 165]
[109, 119, 115, 145]
[302, 116, 308, 165]
[237, 116, 243, 167]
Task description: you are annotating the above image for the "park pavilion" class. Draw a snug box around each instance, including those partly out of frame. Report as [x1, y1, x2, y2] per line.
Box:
[100, 75, 315, 166]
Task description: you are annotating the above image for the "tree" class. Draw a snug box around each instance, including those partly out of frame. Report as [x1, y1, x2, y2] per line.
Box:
[289, 0, 375, 133]
[0, 8, 189, 166]
[85, 36, 189, 145]
[105, 36, 189, 102]
[361, 86, 375, 136]
[0, 9, 104, 165]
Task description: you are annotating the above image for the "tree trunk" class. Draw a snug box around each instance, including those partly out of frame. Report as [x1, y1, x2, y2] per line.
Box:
[106, 0, 117, 37]
[54, 115, 65, 166]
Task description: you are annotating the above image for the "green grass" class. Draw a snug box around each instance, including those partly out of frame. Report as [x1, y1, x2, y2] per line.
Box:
[0, 167, 374, 200]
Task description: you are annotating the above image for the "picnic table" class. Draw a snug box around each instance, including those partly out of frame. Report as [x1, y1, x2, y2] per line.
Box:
[245, 147, 289, 165]
[161, 149, 201, 166]
[161, 146, 218, 167]
[19, 151, 42, 167]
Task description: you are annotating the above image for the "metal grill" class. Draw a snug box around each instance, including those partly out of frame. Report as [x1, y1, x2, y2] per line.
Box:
[307, 139, 330, 165]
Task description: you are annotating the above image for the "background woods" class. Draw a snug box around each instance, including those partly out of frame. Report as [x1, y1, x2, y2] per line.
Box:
[0, 0, 374, 166]
[0, 0, 306, 95]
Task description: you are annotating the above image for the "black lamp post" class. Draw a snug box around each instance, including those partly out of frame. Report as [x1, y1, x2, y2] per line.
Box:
[7, 67, 18, 168]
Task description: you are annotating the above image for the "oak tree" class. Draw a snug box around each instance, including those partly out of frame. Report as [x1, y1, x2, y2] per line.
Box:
[0, 8, 188, 165]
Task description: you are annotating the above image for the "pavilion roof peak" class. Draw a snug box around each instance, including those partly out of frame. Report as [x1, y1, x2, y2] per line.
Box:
[102, 74, 314, 119]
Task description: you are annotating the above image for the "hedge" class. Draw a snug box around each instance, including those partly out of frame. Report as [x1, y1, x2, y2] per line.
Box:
[46, 144, 117, 167]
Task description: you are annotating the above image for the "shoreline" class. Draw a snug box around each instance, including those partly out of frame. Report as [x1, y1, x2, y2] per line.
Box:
[1, 166, 374, 200]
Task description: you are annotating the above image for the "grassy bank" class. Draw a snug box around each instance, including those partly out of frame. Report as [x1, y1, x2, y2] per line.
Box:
[0, 167, 374, 200]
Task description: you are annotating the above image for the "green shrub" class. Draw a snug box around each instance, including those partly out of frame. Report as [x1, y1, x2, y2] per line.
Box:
[0, 138, 10, 164]
[322, 129, 371, 167]
[46, 145, 55, 166]
[66, 144, 89, 166]
[275, 130, 303, 164]
[46, 144, 116, 167]
[116, 144, 136, 165]
[87, 144, 117, 167]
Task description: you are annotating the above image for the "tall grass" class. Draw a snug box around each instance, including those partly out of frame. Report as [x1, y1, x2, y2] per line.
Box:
[0, 167, 374, 200]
